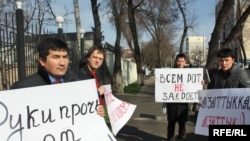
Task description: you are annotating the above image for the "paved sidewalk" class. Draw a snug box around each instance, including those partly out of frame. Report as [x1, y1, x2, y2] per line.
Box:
[114, 75, 208, 141]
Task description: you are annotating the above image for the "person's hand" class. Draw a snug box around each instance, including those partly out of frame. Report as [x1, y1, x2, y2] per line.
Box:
[197, 102, 202, 107]
[98, 86, 106, 95]
[201, 80, 206, 85]
[96, 105, 105, 117]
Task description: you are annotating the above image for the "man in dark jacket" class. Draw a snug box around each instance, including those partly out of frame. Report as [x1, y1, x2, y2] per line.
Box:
[207, 48, 250, 89]
[167, 53, 188, 141]
[10, 37, 105, 116]
[11, 37, 76, 88]
[78, 46, 106, 106]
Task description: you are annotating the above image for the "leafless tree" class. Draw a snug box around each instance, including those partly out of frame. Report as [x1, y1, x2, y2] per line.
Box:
[206, 0, 235, 69]
[73, 0, 82, 48]
[141, 37, 174, 68]
[90, 0, 112, 84]
[127, 0, 144, 85]
[221, 3, 250, 66]
[104, 0, 126, 93]
[174, 0, 197, 54]
[206, 0, 250, 69]
[90, 0, 102, 47]
[137, 0, 178, 68]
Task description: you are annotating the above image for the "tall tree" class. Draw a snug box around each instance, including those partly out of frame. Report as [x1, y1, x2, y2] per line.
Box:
[141, 38, 174, 68]
[73, 0, 82, 48]
[221, 4, 250, 66]
[174, 0, 197, 54]
[91, 0, 102, 47]
[107, 0, 125, 93]
[127, 0, 144, 85]
[91, 0, 112, 84]
[70, 0, 82, 71]
[137, 0, 178, 68]
[206, 0, 235, 69]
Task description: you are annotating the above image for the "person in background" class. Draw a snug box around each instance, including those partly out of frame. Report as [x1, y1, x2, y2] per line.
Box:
[166, 53, 188, 141]
[10, 37, 105, 117]
[78, 46, 106, 106]
[207, 48, 250, 89]
[199, 48, 250, 141]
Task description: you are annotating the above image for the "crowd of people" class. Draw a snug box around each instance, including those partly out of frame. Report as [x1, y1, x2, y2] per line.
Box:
[10, 37, 107, 117]
[165, 47, 250, 141]
[8, 37, 250, 141]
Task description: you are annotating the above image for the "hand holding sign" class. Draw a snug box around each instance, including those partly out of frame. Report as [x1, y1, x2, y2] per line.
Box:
[0, 80, 116, 141]
[155, 68, 203, 103]
[195, 88, 250, 136]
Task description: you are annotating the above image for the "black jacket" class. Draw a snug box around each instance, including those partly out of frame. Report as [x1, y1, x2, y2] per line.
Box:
[207, 65, 250, 89]
[167, 102, 188, 122]
[10, 67, 78, 89]
[166, 67, 188, 122]
[77, 65, 104, 85]
[77, 65, 105, 101]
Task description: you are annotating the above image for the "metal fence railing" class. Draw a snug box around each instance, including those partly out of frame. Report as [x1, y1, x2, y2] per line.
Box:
[0, 23, 81, 91]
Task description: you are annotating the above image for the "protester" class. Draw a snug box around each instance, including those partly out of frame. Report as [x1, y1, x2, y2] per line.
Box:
[166, 53, 188, 141]
[10, 37, 105, 117]
[78, 46, 106, 106]
[198, 48, 250, 141]
[207, 48, 250, 89]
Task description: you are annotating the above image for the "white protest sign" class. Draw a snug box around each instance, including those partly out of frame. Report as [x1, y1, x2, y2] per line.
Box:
[0, 79, 116, 141]
[104, 84, 137, 135]
[155, 68, 203, 103]
[195, 88, 250, 136]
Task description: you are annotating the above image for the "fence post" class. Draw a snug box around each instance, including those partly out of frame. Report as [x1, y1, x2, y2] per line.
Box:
[16, 0, 26, 80]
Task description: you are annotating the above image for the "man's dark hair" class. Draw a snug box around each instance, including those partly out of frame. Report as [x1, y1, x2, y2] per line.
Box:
[217, 48, 235, 58]
[175, 53, 187, 61]
[86, 46, 106, 59]
[37, 37, 69, 60]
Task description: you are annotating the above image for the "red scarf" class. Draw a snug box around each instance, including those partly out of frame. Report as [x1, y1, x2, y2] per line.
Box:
[89, 70, 104, 105]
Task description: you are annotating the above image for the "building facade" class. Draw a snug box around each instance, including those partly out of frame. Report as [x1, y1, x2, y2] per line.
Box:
[185, 36, 207, 66]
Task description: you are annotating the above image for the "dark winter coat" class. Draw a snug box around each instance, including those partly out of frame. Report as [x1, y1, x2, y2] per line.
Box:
[166, 102, 188, 122]
[166, 67, 188, 122]
[207, 65, 250, 89]
[77, 65, 105, 103]
[10, 67, 78, 89]
[77, 65, 104, 85]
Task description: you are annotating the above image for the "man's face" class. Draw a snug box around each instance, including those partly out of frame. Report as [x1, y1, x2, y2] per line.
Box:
[218, 57, 235, 71]
[87, 50, 104, 71]
[39, 50, 69, 78]
[175, 57, 186, 68]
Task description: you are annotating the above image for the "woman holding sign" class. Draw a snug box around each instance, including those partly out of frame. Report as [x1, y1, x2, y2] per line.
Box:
[166, 53, 188, 141]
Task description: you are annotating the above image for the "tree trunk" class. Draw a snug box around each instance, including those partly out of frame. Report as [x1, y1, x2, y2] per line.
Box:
[111, 0, 124, 94]
[175, 0, 188, 54]
[206, 0, 235, 69]
[91, 0, 102, 47]
[73, 0, 82, 48]
[91, 0, 112, 84]
[127, 0, 143, 86]
[221, 5, 250, 66]
[71, 0, 82, 71]
[221, 5, 250, 48]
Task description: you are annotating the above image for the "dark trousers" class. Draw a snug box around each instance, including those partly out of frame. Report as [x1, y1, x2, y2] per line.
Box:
[167, 120, 186, 140]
